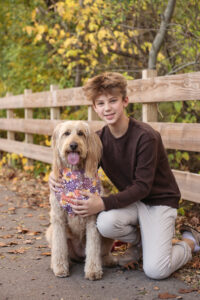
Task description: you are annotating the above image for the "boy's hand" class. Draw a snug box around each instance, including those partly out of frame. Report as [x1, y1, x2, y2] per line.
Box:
[70, 191, 105, 217]
[49, 171, 63, 192]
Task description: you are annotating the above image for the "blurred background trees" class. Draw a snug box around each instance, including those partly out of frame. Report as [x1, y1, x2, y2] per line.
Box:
[0, 0, 200, 174]
[1, 0, 200, 93]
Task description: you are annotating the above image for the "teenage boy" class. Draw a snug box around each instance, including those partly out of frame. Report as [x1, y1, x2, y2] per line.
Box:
[50, 72, 200, 279]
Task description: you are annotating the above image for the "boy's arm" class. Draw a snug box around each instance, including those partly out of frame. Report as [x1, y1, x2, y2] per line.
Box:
[102, 137, 158, 210]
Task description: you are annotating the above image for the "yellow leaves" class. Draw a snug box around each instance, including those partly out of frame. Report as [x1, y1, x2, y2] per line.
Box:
[85, 33, 97, 44]
[114, 30, 120, 38]
[25, 26, 34, 36]
[2, 157, 7, 164]
[120, 40, 126, 52]
[102, 46, 108, 55]
[49, 28, 58, 38]
[63, 37, 78, 48]
[141, 41, 152, 51]
[88, 23, 99, 31]
[56, 1, 65, 17]
[58, 48, 65, 55]
[32, 25, 48, 44]
[98, 28, 107, 40]
[43, 172, 49, 182]
[11, 153, 19, 160]
[37, 25, 47, 35]
[66, 49, 81, 58]
[84, 0, 94, 4]
[31, 9, 37, 22]
[158, 52, 165, 61]
[23, 166, 34, 172]
[59, 29, 66, 39]
[132, 30, 139, 37]
[91, 59, 98, 67]
[22, 158, 28, 165]
[57, 0, 79, 21]
[45, 137, 51, 147]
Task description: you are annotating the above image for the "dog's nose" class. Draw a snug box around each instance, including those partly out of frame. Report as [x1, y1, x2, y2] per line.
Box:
[70, 142, 78, 151]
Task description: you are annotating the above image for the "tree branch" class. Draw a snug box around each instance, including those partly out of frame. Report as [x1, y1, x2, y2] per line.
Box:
[148, 0, 176, 69]
[108, 47, 139, 60]
[168, 61, 200, 75]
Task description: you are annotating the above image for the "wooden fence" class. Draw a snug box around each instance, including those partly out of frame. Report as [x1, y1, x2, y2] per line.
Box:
[0, 70, 200, 204]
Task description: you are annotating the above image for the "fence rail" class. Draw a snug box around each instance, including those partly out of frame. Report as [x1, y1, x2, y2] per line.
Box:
[0, 70, 200, 204]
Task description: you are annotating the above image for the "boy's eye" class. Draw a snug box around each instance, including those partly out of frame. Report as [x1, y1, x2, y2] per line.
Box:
[110, 99, 117, 103]
[97, 102, 104, 106]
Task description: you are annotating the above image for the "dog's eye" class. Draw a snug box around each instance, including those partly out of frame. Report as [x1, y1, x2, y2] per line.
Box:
[64, 131, 71, 136]
[77, 130, 84, 136]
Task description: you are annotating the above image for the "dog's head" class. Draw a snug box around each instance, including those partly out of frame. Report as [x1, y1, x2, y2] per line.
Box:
[52, 121, 102, 179]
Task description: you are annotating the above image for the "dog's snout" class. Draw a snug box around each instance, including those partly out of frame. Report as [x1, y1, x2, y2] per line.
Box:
[70, 142, 78, 151]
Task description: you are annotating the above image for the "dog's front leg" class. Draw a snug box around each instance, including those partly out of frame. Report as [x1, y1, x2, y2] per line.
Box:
[84, 216, 103, 280]
[50, 193, 69, 277]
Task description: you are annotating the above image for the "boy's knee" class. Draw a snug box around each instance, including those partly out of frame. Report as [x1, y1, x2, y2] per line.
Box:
[96, 211, 120, 239]
[143, 260, 171, 280]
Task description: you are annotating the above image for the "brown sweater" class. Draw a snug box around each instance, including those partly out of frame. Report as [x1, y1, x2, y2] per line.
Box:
[97, 118, 181, 211]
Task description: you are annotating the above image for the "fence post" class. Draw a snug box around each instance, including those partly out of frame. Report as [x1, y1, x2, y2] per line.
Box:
[24, 89, 33, 143]
[24, 89, 33, 166]
[142, 69, 158, 122]
[6, 93, 15, 141]
[88, 106, 99, 121]
[6, 93, 14, 165]
[50, 85, 60, 120]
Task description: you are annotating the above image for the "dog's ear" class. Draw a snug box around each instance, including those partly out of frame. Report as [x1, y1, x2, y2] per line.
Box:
[85, 129, 102, 178]
[51, 123, 62, 179]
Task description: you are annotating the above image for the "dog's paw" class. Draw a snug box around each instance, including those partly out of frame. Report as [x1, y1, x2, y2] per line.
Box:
[53, 264, 69, 278]
[85, 269, 103, 281]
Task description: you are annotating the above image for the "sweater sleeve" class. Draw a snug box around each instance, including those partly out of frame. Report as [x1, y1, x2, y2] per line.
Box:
[102, 137, 158, 210]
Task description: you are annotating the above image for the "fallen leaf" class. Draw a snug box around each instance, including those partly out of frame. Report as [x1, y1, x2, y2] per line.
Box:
[23, 240, 33, 245]
[41, 252, 51, 256]
[8, 241, 18, 246]
[7, 248, 26, 254]
[27, 231, 41, 236]
[8, 207, 16, 211]
[37, 245, 48, 249]
[17, 227, 29, 234]
[153, 286, 160, 290]
[158, 292, 177, 299]
[0, 234, 14, 239]
[179, 288, 198, 294]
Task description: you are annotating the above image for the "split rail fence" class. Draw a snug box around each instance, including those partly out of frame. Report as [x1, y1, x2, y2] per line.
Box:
[0, 70, 200, 204]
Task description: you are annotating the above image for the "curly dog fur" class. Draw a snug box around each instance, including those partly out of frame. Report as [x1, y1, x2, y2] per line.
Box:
[46, 121, 116, 280]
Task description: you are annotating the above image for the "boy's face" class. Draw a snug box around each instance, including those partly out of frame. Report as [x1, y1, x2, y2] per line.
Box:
[93, 91, 129, 126]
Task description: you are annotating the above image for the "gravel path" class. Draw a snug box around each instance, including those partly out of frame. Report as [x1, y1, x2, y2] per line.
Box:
[0, 184, 199, 300]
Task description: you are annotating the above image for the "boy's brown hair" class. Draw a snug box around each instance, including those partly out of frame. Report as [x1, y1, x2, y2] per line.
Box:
[83, 72, 127, 104]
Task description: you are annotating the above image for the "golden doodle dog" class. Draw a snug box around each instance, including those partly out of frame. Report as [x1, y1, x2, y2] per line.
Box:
[46, 121, 116, 280]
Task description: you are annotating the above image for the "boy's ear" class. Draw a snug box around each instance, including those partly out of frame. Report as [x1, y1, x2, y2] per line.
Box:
[93, 103, 98, 113]
[123, 96, 129, 108]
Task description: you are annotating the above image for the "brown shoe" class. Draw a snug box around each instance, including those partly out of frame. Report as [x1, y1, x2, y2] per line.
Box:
[180, 224, 200, 247]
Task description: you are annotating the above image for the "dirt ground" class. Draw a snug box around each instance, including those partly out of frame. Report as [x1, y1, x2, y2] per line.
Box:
[0, 172, 200, 300]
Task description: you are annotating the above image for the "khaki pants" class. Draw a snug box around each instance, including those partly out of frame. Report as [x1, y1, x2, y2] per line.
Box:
[97, 201, 192, 279]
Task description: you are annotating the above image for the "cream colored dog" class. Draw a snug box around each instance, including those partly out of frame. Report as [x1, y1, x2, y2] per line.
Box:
[46, 121, 115, 280]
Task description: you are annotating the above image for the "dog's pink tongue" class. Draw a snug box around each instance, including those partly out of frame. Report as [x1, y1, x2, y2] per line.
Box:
[67, 152, 80, 165]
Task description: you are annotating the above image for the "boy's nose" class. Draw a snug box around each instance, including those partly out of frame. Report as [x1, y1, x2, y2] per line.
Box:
[104, 103, 111, 111]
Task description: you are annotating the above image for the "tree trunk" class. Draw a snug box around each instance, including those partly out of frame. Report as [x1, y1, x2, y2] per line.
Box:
[148, 0, 176, 69]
